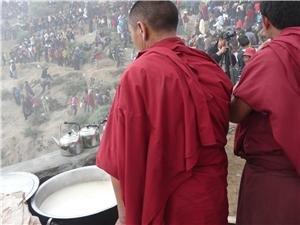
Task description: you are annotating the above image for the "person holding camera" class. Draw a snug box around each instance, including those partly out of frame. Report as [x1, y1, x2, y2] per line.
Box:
[207, 32, 236, 79]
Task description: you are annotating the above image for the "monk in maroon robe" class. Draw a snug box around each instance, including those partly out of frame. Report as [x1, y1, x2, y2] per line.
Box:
[96, 2, 232, 225]
[230, 2, 300, 224]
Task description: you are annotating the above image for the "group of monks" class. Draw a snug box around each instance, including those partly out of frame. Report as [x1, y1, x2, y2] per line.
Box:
[96, 1, 300, 225]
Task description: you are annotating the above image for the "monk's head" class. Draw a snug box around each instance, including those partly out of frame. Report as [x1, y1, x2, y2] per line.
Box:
[128, 1, 178, 51]
[260, 1, 300, 39]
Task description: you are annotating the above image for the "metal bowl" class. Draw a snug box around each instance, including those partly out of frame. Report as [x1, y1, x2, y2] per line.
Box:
[31, 166, 117, 220]
[0, 171, 39, 201]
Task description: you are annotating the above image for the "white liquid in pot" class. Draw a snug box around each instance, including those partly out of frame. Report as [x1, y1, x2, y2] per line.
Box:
[40, 181, 116, 218]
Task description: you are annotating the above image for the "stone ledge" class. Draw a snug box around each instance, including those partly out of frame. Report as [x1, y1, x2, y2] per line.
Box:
[0, 147, 98, 179]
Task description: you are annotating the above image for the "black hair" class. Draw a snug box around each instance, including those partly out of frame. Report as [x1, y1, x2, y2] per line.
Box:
[129, 1, 178, 32]
[238, 35, 250, 47]
[260, 1, 300, 29]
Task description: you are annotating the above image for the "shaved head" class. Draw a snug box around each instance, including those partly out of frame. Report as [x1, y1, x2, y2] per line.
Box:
[129, 1, 178, 32]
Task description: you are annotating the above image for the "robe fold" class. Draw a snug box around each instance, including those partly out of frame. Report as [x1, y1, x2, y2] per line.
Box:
[234, 27, 300, 225]
[97, 37, 232, 225]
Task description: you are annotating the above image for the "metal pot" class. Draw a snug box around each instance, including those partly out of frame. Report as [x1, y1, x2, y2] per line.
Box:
[31, 166, 118, 225]
[79, 125, 100, 148]
[52, 122, 83, 156]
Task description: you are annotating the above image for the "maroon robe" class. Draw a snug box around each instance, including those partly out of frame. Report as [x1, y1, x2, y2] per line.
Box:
[97, 37, 232, 225]
[234, 27, 300, 225]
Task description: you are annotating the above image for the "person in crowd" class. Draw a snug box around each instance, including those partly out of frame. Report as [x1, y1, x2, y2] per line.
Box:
[93, 48, 101, 68]
[24, 81, 34, 97]
[72, 47, 81, 70]
[181, 10, 189, 34]
[41, 95, 50, 114]
[2, 52, 7, 66]
[242, 47, 256, 65]
[245, 27, 258, 46]
[86, 89, 95, 112]
[71, 95, 79, 116]
[9, 59, 17, 79]
[12, 86, 22, 105]
[40, 67, 53, 95]
[96, 1, 232, 225]
[207, 32, 237, 79]
[82, 89, 95, 113]
[230, 2, 300, 224]
[236, 35, 250, 77]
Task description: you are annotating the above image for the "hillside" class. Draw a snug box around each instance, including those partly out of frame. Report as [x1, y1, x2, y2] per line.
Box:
[1, 32, 132, 167]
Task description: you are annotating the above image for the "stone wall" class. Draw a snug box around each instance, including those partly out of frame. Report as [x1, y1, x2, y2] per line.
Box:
[0, 147, 98, 180]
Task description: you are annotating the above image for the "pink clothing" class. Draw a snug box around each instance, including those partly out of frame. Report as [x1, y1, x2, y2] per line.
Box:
[71, 96, 79, 106]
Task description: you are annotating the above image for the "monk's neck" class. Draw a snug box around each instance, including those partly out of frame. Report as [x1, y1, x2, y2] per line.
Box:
[146, 32, 177, 49]
[267, 27, 282, 39]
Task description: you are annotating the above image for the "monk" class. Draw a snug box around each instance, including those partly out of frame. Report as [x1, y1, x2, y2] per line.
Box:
[230, 2, 300, 225]
[96, 1, 232, 225]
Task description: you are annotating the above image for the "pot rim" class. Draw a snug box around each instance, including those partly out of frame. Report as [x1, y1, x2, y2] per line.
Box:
[31, 166, 117, 219]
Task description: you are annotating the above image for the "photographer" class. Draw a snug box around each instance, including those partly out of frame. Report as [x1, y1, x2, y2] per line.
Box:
[207, 31, 237, 79]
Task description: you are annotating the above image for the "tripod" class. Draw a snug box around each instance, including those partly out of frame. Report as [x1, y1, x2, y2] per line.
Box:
[220, 42, 237, 84]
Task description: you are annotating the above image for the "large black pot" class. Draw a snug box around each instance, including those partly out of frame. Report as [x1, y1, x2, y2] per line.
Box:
[31, 166, 118, 225]
[30, 205, 118, 225]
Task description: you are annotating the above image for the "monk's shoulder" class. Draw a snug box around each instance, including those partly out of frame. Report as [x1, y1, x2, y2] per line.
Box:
[134, 51, 168, 71]
[249, 44, 282, 68]
[122, 52, 174, 84]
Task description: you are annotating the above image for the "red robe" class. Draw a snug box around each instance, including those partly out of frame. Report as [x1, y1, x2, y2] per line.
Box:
[96, 37, 232, 225]
[234, 27, 300, 224]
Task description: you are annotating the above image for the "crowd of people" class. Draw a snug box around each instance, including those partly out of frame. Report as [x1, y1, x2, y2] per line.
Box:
[2, 2, 300, 225]
[10, 67, 54, 120]
[2, 1, 265, 84]
[1, 1, 132, 70]
[177, 1, 265, 83]
[1, 1, 132, 121]
[70, 78, 115, 116]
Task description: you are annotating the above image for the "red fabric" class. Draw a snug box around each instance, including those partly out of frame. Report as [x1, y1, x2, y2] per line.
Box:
[86, 92, 95, 107]
[182, 14, 189, 23]
[234, 27, 300, 224]
[236, 20, 243, 29]
[243, 8, 255, 29]
[234, 27, 300, 175]
[236, 157, 300, 225]
[200, 4, 209, 20]
[254, 3, 260, 13]
[243, 47, 256, 57]
[96, 37, 232, 225]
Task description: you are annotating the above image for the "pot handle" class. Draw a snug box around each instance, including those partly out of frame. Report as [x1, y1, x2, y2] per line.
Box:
[46, 218, 53, 225]
[46, 218, 61, 225]
[64, 121, 81, 130]
[87, 124, 99, 129]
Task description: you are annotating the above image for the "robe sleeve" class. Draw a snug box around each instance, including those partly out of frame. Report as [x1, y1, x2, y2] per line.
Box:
[96, 68, 151, 224]
[96, 94, 120, 179]
[234, 46, 300, 175]
[233, 47, 285, 112]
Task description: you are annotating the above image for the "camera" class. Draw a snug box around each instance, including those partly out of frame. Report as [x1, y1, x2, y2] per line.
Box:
[222, 30, 236, 41]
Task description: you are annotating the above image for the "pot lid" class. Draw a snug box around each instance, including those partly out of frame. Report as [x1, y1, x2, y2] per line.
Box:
[79, 127, 97, 136]
[0, 172, 39, 200]
[60, 132, 79, 145]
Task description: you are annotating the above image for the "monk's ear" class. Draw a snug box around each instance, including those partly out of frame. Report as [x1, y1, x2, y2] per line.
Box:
[137, 21, 149, 41]
[262, 16, 270, 31]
